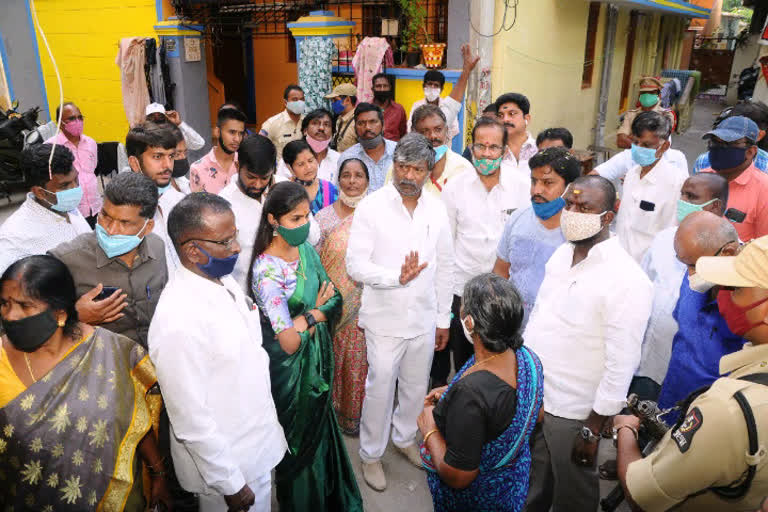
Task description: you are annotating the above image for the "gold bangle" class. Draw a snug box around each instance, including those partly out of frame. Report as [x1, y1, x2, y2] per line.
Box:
[423, 428, 440, 445]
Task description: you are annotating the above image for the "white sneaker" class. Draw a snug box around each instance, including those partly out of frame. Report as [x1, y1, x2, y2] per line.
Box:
[362, 460, 387, 491]
[395, 443, 423, 469]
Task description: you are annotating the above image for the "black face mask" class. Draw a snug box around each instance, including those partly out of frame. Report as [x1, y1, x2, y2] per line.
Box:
[172, 158, 190, 178]
[2, 309, 59, 353]
[373, 90, 392, 103]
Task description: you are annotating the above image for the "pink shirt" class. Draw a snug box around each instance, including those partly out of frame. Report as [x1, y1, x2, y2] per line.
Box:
[190, 148, 239, 194]
[703, 163, 768, 242]
[45, 132, 100, 217]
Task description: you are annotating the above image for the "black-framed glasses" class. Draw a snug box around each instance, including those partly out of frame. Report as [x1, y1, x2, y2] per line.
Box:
[181, 230, 239, 251]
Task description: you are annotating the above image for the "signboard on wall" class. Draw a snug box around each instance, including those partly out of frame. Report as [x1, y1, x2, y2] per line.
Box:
[184, 38, 201, 62]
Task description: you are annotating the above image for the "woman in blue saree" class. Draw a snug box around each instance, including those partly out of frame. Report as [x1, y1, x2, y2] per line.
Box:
[418, 273, 544, 512]
[248, 181, 362, 512]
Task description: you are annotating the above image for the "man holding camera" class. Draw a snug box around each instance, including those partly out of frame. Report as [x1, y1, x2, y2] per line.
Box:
[615, 236, 768, 511]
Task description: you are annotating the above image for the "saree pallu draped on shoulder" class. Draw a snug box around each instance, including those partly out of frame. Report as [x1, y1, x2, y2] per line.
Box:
[261, 243, 363, 512]
[0, 327, 157, 511]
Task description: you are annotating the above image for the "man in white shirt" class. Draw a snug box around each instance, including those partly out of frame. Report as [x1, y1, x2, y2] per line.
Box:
[149, 193, 286, 511]
[126, 123, 186, 272]
[632, 172, 729, 400]
[432, 117, 529, 386]
[523, 175, 653, 512]
[347, 133, 453, 491]
[406, 70, 460, 141]
[493, 146, 580, 327]
[276, 108, 340, 185]
[495, 92, 537, 176]
[145, 102, 206, 151]
[593, 146, 687, 197]
[615, 111, 688, 263]
[0, 143, 91, 274]
[385, 104, 473, 196]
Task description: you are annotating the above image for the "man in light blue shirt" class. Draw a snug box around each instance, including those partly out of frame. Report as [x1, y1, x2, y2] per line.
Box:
[338, 103, 396, 192]
[493, 147, 580, 326]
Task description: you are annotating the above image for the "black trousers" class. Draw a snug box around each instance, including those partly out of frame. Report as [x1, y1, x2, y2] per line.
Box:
[429, 294, 475, 387]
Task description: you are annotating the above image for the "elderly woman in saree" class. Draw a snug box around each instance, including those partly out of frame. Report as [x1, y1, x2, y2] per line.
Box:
[418, 273, 544, 512]
[248, 181, 363, 511]
[315, 158, 370, 435]
[0, 255, 170, 511]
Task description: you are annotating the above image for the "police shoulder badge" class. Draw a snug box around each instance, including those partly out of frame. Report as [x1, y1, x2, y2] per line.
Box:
[672, 407, 703, 453]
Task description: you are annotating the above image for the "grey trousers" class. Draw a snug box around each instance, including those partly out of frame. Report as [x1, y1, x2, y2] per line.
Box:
[524, 413, 599, 512]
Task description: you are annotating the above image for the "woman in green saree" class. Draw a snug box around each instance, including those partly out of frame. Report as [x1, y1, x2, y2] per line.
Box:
[248, 181, 363, 512]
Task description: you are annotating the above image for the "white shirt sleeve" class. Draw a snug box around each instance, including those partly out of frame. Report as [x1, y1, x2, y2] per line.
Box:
[150, 324, 246, 495]
[440, 97, 462, 132]
[179, 121, 206, 151]
[593, 275, 653, 416]
[434, 211, 455, 328]
[594, 150, 632, 181]
[308, 213, 321, 247]
[346, 200, 402, 289]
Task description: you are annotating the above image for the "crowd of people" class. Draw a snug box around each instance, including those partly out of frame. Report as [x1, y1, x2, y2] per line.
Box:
[2, 40, 768, 512]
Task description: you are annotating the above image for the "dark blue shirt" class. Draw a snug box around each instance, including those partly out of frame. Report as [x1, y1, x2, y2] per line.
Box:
[657, 273, 745, 420]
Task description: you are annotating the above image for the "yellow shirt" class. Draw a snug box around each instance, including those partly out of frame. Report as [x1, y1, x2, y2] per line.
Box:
[0, 345, 27, 407]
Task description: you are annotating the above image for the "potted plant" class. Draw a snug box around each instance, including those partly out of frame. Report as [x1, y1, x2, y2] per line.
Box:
[398, 0, 427, 67]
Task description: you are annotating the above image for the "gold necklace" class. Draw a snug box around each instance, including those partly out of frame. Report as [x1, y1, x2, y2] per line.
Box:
[23, 353, 37, 383]
[463, 351, 506, 377]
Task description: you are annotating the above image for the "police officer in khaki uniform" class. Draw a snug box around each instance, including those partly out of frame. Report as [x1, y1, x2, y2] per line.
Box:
[614, 235, 768, 511]
[617, 76, 676, 149]
[325, 83, 358, 153]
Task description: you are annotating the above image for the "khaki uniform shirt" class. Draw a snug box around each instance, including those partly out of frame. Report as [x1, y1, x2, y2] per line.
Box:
[260, 110, 304, 159]
[618, 104, 676, 136]
[334, 109, 357, 154]
[49, 232, 168, 348]
[627, 343, 768, 511]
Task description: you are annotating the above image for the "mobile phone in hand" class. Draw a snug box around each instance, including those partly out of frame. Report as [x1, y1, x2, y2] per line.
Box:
[94, 286, 119, 302]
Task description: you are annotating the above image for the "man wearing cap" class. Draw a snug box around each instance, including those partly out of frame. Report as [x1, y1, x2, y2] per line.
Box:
[145, 102, 206, 152]
[326, 83, 359, 153]
[701, 115, 768, 242]
[615, 235, 768, 512]
[655, 211, 744, 423]
[617, 77, 676, 149]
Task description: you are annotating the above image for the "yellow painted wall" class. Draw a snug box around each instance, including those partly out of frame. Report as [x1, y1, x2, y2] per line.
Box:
[491, 0, 684, 150]
[31, 0, 160, 142]
[394, 77, 453, 119]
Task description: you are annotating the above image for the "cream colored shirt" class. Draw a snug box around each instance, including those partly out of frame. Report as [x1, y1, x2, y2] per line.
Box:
[334, 109, 357, 154]
[260, 110, 304, 158]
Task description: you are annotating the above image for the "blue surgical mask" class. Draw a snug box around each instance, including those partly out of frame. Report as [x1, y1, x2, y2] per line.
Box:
[331, 99, 345, 115]
[157, 183, 170, 196]
[95, 219, 148, 258]
[631, 143, 660, 167]
[532, 197, 566, 220]
[195, 243, 238, 278]
[434, 145, 448, 161]
[43, 186, 83, 213]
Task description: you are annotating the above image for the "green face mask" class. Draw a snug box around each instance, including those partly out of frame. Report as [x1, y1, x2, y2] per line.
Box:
[639, 93, 659, 108]
[677, 198, 717, 223]
[473, 156, 503, 176]
[277, 221, 310, 247]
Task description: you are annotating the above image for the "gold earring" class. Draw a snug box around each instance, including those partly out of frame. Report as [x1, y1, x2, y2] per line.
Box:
[57, 318, 65, 328]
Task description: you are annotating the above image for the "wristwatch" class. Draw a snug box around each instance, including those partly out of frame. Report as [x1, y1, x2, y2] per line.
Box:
[303, 311, 317, 329]
[580, 426, 601, 443]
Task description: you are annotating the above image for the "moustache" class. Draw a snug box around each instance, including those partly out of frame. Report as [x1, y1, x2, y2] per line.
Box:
[531, 195, 547, 203]
[363, 131, 377, 139]
[504, 122, 515, 129]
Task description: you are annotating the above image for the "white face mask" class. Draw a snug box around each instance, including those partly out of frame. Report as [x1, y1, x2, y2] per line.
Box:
[560, 208, 608, 242]
[338, 186, 368, 208]
[688, 272, 715, 293]
[461, 315, 475, 345]
[424, 87, 440, 102]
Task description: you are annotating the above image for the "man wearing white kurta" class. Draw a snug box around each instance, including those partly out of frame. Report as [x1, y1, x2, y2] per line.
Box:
[347, 133, 453, 491]
[149, 193, 286, 511]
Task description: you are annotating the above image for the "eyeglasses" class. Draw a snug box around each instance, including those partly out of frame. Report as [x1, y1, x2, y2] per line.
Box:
[471, 143, 505, 155]
[181, 230, 239, 251]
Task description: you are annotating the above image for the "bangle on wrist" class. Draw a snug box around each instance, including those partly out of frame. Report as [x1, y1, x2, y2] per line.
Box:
[423, 428, 440, 445]
[612, 424, 639, 448]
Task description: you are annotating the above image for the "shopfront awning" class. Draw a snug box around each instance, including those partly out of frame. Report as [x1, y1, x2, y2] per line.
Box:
[590, 0, 711, 19]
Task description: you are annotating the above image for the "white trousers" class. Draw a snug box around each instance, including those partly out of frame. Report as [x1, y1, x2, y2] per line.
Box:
[197, 473, 272, 512]
[359, 329, 435, 463]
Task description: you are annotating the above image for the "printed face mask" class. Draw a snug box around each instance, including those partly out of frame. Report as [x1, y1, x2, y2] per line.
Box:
[559, 208, 607, 242]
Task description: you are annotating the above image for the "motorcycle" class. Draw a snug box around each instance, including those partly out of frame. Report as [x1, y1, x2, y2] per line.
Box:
[0, 100, 41, 202]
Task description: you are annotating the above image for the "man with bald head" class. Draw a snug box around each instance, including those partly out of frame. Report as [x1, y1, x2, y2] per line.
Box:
[523, 175, 652, 512]
[655, 210, 745, 422]
[630, 173, 730, 401]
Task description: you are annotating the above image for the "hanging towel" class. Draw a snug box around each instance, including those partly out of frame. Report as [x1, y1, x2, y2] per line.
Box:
[116, 37, 151, 127]
[352, 37, 394, 104]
